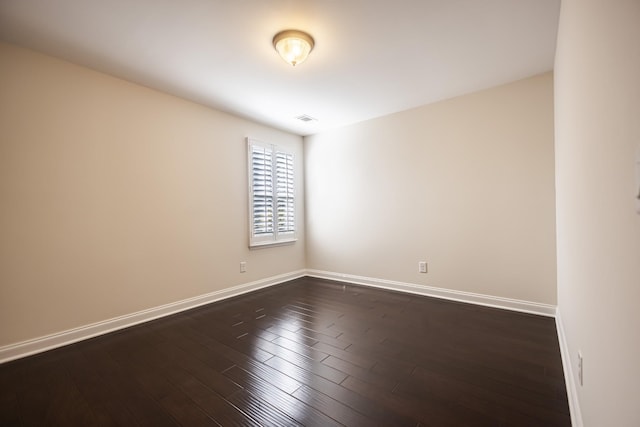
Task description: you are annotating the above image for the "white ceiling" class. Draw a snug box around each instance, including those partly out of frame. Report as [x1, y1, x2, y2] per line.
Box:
[0, 0, 560, 136]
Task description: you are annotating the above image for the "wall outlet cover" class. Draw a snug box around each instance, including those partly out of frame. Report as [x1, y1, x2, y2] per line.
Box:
[418, 261, 427, 273]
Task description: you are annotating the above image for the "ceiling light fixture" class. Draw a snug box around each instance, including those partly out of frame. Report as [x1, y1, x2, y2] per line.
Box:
[273, 30, 314, 67]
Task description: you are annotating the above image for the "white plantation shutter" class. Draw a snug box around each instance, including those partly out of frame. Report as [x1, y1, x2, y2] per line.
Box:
[248, 139, 296, 246]
[275, 150, 295, 234]
[251, 144, 274, 236]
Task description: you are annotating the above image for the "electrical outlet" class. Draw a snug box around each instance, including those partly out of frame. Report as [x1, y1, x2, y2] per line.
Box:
[240, 261, 246, 273]
[418, 261, 427, 273]
[578, 351, 583, 386]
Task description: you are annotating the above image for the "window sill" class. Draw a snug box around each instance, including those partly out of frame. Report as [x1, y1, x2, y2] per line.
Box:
[249, 238, 297, 249]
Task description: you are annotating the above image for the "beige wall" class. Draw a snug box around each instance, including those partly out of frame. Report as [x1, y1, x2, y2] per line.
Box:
[305, 73, 557, 304]
[0, 42, 305, 347]
[554, 0, 640, 425]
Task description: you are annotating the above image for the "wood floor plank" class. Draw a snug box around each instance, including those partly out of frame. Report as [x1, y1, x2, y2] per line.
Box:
[61, 350, 141, 426]
[225, 389, 304, 427]
[0, 389, 20, 427]
[396, 365, 570, 426]
[264, 324, 320, 348]
[322, 354, 398, 390]
[81, 347, 180, 427]
[314, 341, 377, 370]
[270, 335, 330, 361]
[292, 384, 377, 426]
[265, 356, 417, 426]
[265, 353, 348, 384]
[139, 333, 244, 398]
[163, 367, 259, 427]
[172, 329, 305, 395]
[223, 365, 342, 427]
[342, 374, 496, 427]
[157, 389, 220, 427]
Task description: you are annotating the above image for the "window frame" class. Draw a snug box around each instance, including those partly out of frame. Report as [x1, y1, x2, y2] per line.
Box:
[247, 138, 297, 248]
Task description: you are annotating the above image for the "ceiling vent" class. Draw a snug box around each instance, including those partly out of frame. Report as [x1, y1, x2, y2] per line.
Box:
[295, 114, 317, 122]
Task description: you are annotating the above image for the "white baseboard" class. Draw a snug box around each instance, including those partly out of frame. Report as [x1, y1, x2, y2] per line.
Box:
[0, 270, 305, 364]
[556, 311, 583, 427]
[306, 269, 557, 317]
[0, 269, 559, 364]
[1, 268, 578, 425]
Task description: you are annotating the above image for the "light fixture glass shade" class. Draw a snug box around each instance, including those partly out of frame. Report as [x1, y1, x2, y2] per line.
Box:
[273, 30, 314, 66]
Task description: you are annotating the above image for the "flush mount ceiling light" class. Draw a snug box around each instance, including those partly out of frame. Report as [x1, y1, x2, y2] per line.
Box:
[273, 30, 314, 67]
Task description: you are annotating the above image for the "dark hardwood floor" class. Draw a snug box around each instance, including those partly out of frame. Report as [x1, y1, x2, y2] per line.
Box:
[0, 277, 571, 426]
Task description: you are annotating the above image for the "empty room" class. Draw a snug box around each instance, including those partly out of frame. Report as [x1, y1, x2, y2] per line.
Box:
[0, 0, 638, 426]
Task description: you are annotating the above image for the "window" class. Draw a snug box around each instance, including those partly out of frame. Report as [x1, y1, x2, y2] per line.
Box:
[247, 138, 296, 247]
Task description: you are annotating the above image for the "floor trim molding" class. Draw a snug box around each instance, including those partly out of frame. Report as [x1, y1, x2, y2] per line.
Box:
[1, 268, 579, 425]
[0, 269, 560, 365]
[0, 270, 306, 364]
[306, 269, 557, 317]
[555, 311, 583, 427]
